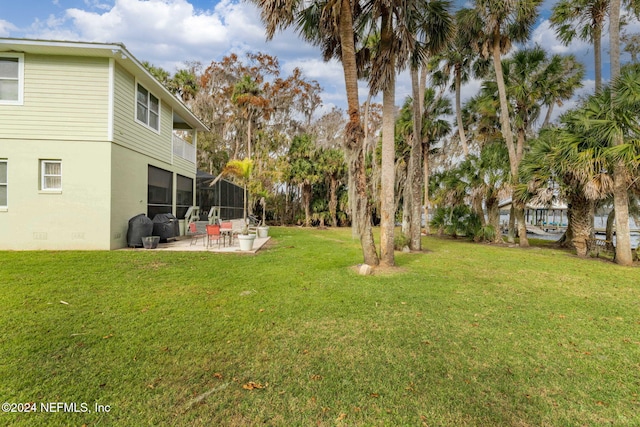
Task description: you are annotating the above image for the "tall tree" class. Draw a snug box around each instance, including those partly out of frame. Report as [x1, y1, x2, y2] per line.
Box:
[361, 0, 452, 264]
[287, 134, 320, 227]
[540, 54, 585, 128]
[369, 0, 399, 266]
[518, 65, 640, 259]
[252, 0, 379, 265]
[232, 75, 270, 160]
[550, 0, 608, 93]
[461, 0, 542, 246]
[432, 8, 489, 158]
[421, 87, 453, 236]
[610, 0, 634, 265]
[405, 0, 454, 251]
[317, 147, 347, 227]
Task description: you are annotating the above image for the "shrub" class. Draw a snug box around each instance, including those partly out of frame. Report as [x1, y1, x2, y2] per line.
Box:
[394, 233, 411, 250]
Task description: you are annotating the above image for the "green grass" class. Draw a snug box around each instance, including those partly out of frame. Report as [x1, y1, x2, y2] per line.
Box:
[1, 227, 639, 426]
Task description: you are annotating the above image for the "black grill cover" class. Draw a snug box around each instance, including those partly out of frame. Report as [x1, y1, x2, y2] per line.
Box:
[152, 213, 178, 242]
[127, 214, 154, 247]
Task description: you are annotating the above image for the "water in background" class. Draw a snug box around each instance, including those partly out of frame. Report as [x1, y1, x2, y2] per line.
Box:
[499, 214, 639, 248]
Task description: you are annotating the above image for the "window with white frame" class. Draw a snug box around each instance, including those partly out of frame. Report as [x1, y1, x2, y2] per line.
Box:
[0, 53, 24, 105]
[40, 160, 62, 191]
[0, 160, 7, 207]
[136, 83, 160, 131]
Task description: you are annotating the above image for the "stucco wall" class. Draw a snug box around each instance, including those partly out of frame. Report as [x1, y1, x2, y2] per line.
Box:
[0, 139, 112, 250]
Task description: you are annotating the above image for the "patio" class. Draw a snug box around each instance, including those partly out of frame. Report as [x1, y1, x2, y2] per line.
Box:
[145, 234, 271, 253]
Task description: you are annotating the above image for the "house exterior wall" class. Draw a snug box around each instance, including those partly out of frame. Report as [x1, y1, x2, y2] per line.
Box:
[109, 63, 196, 249]
[0, 53, 113, 249]
[0, 139, 112, 250]
[112, 62, 173, 163]
[0, 45, 200, 250]
[109, 144, 196, 249]
[0, 54, 110, 141]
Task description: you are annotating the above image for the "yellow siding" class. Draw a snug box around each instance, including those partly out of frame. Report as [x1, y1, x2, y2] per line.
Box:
[173, 155, 197, 177]
[112, 63, 173, 163]
[0, 54, 110, 141]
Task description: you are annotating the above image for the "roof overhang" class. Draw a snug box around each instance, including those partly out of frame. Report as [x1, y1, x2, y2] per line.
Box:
[499, 199, 568, 210]
[0, 37, 208, 132]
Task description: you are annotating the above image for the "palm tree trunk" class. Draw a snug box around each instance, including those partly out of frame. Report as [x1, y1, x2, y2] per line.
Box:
[542, 102, 555, 128]
[409, 67, 423, 250]
[594, 23, 602, 93]
[610, 0, 633, 266]
[379, 9, 396, 267]
[515, 130, 529, 247]
[303, 183, 311, 227]
[401, 185, 410, 237]
[508, 205, 516, 243]
[329, 176, 338, 227]
[569, 193, 594, 257]
[486, 196, 502, 243]
[455, 67, 469, 157]
[492, 37, 517, 179]
[606, 208, 615, 250]
[243, 182, 248, 222]
[423, 146, 431, 235]
[493, 37, 527, 247]
[340, 0, 379, 266]
[515, 202, 529, 247]
[419, 67, 427, 113]
[473, 196, 486, 227]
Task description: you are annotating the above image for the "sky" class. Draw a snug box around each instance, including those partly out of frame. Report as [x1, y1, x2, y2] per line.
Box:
[1, 0, 638, 122]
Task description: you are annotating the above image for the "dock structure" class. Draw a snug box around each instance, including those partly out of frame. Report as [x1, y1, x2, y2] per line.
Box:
[525, 224, 557, 236]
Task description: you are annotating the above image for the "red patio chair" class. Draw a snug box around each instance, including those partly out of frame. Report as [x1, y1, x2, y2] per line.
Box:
[188, 222, 205, 246]
[220, 221, 236, 246]
[206, 224, 223, 249]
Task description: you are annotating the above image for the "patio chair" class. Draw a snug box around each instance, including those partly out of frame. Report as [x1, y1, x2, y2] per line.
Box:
[206, 224, 223, 249]
[220, 221, 237, 246]
[188, 222, 206, 246]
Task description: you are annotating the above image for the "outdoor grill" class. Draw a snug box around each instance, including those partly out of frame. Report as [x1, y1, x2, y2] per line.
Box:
[152, 213, 179, 242]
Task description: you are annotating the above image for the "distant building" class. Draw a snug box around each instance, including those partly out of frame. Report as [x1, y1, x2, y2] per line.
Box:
[0, 38, 207, 249]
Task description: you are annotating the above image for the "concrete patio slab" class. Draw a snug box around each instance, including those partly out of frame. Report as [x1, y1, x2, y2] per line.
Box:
[126, 235, 271, 253]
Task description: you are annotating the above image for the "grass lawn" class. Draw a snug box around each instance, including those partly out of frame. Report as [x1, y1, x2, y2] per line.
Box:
[1, 227, 639, 426]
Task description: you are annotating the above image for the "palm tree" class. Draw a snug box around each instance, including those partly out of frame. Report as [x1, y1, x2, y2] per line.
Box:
[608, 0, 634, 265]
[251, 0, 379, 265]
[223, 158, 254, 223]
[421, 87, 453, 234]
[518, 66, 640, 259]
[470, 141, 511, 242]
[460, 0, 542, 247]
[405, 0, 454, 251]
[540, 54, 585, 128]
[316, 147, 346, 227]
[517, 125, 600, 257]
[287, 134, 320, 227]
[550, 0, 640, 93]
[479, 46, 570, 245]
[360, 0, 453, 265]
[432, 8, 490, 158]
[550, 0, 608, 93]
[231, 75, 270, 160]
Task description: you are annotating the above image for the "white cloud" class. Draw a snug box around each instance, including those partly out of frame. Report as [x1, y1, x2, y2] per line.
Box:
[283, 58, 343, 82]
[531, 19, 592, 55]
[20, 0, 326, 81]
[0, 20, 17, 37]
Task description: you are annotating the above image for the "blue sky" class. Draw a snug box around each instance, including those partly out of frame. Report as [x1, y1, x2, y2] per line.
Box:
[1, 0, 636, 120]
